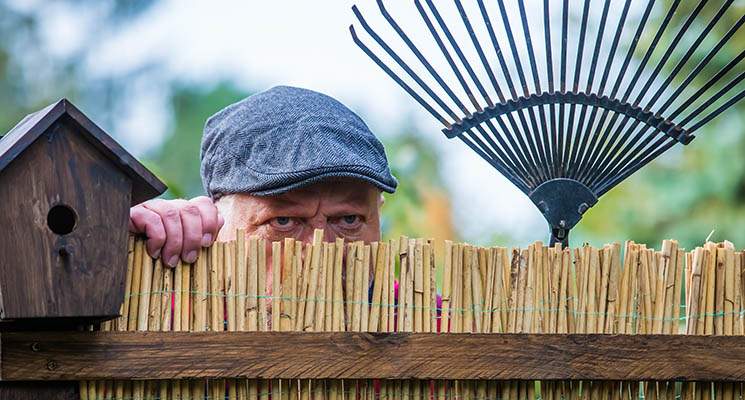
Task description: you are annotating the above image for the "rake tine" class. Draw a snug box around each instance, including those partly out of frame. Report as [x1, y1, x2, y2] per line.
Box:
[586, 0, 682, 187]
[621, 0, 682, 104]
[597, 138, 677, 197]
[660, 17, 745, 116]
[565, 0, 593, 179]
[593, 119, 663, 191]
[474, 0, 549, 185]
[591, 1, 739, 186]
[357, 3, 529, 186]
[494, 0, 552, 182]
[559, 0, 569, 176]
[567, 0, 612, 179]
[376, 0, 468, 116]
[460, 129, 531, 193]
[403, 0, 535, 187]
[581, 0, 657, 185]
[644, 0, 737, 111]
[424, 0, 543, 186]
[517, 0, 553, 178]
[422, 0, 492, 108]
[630, 0, 710, 108]
[685, 74, 745, 134]
[669, 50, 745, 122]
[349, 25, 450, 127]
[575, 0, 634, 183]
[543, 0, 560, 178]
[448, 0, 537, 186]
[352, 5, 460, 122]
[421, 0, 538, 183]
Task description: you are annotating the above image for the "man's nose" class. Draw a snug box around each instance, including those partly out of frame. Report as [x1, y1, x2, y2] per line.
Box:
[299, 219, 333, 243]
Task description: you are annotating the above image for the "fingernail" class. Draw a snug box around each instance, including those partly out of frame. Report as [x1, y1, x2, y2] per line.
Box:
[202, 233, 213, 247]
[152, 249, 161, 259]
[185, 251, 198, 264]
[168, 255, 179, 268]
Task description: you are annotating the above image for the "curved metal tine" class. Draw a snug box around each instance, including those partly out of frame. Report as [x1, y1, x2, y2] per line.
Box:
[464, 125, 533, 191]
[668, 50, 745, 121]
[474, 0, 547, 185]
[559, 0, 570, 177]
[567, 0, 612, 180]
[415, 0, 541, 186]
[660, 17, 745, 117]
[422, 0, 492, 109]
[586, 0, 683, 187]
[575, 0, 634, 183]
[516, 0, 553, 180]
[352, 6, 460, 123]
[644, 1, 737, 111]
[565, 0, 593, 180]
[581, 0, 656, 185]
[543, 0, 560, 179]
[631, 0, 712, 108]
[593, 118, 665, 191]
[494, 0, 552, 182]
[460, 130, 531, 193]
[349, 25, 451, 127]
[447, 0, 537, 186]
[423, 0, 538, 184]
[596, 137, 677, 197]
[372, 0, 534, 185]
[593, 1, 739, 185]
[685, 73, 745, 133]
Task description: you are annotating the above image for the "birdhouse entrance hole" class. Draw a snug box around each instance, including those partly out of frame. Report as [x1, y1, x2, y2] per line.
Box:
[47, 204, 77, 235]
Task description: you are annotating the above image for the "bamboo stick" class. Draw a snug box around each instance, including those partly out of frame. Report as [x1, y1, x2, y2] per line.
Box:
[237, 230, 247, 332]
[258, 238, 268, 332]
[137, 249, 153, 332]
[127, 240, 144, 331]
[360, 244, 371, 332]
[441, 240, 453, 334]
[422, 241, 433, 333]
[281, 238, 296, 332]
[303, 230, 323, 332]
[333, 238, 345, 332]
[271, 241, 282, 332]
[148, 258, 163, 332]
[369, 242, 387, 332]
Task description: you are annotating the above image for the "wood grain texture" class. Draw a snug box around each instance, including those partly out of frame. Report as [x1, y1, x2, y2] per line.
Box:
[0, 381, 78, 400]
[0, 119, 130, 321]
[3, 331, 745, 381]
[0, 99, 166, 205]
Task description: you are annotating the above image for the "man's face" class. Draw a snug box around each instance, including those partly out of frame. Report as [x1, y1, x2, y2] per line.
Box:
[215, 179, 383, 244]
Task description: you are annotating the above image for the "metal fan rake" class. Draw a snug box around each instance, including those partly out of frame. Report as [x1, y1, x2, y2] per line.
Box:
[350, 0, 745, 246]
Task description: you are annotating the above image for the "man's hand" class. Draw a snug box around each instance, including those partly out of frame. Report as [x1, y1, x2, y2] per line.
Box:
[129, 196, 225, 267]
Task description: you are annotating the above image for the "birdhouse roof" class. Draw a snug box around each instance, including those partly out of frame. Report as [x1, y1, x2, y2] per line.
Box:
[0, 99, 167, 205]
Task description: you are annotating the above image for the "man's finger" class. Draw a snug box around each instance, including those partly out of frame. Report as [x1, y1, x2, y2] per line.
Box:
[191, 196, 219, 246]
[143, 201, 184, 268]
[179, 204, 203, 264]
[129, 205, 166, 259]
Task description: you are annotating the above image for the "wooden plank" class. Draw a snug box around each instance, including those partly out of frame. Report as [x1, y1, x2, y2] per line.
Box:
[3, 332, 745, 381]
[0, 381, 78, 400]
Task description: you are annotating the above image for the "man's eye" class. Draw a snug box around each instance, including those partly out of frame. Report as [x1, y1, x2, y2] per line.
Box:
[269, 217, 297, 230]
[276, 217, 291, 226]
[343, 215, 359, 224]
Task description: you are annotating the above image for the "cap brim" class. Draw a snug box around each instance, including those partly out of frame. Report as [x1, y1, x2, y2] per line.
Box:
[249, 171, 397, 196]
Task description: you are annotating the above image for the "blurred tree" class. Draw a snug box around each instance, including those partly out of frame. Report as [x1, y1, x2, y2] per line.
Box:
[145, 83, 249, 199]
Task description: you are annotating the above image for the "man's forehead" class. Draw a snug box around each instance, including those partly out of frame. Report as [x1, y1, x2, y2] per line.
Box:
[270, 180, 377, 206]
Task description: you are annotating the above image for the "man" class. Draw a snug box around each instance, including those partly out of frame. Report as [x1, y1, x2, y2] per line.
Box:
[129, 85, 398, 266]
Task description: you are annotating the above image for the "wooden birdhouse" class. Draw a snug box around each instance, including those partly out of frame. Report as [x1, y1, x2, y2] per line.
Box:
[0, 99, 166, 328]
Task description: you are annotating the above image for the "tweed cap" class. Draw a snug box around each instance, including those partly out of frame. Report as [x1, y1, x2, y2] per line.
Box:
[201, 86, 398, 198]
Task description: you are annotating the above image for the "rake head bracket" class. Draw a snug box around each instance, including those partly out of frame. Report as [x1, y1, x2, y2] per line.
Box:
[529, 178, 597, 246]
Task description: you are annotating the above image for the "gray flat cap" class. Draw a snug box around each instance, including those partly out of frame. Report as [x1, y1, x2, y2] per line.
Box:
[201, 85, 398, 198]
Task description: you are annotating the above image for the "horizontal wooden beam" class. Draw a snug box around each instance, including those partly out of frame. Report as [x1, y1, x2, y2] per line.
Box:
[2, 332, 745, 381]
